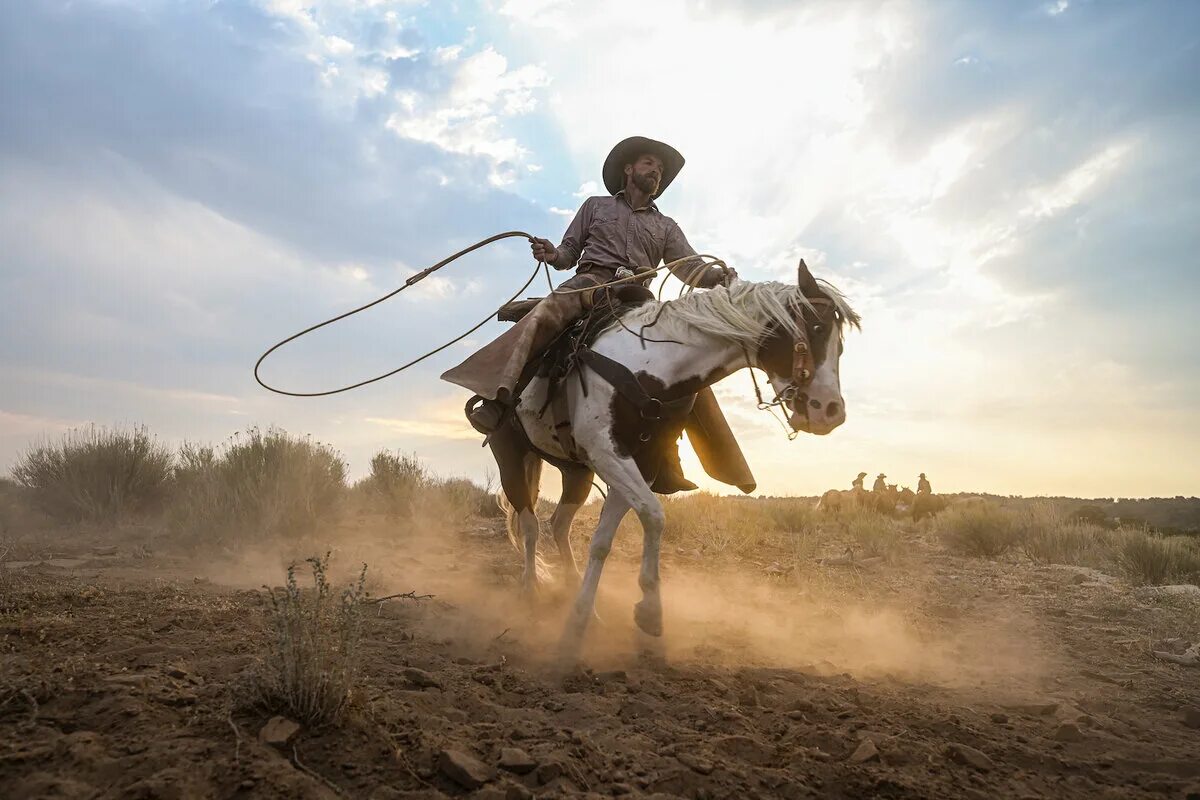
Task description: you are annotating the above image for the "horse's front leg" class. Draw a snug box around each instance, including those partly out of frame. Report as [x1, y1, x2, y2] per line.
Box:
[589, 453, 668, 639]
[560, 491, 630, 664]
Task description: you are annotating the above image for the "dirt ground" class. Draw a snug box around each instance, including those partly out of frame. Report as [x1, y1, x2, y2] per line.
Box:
[2, 509, 1199, 800]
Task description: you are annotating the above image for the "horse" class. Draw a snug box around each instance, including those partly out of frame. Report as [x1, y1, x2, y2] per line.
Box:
[912, 493, 949, 521]
[482, 260, 859, 660]
[817, 488, 869, 512]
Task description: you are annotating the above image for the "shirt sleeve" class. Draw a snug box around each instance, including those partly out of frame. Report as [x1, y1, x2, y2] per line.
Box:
[551, 199, 591, 271]
[663, 219, 722, 288]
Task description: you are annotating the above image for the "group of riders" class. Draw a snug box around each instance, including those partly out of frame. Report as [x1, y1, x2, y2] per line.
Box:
[820, 471, 942, 517]
[852, 471, 932, 495]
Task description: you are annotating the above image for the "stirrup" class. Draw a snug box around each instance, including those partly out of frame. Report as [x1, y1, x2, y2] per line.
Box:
[465, 395, 507, 437]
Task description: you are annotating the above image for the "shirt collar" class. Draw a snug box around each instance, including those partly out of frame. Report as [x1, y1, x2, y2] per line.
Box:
[614, 189, 658, 213]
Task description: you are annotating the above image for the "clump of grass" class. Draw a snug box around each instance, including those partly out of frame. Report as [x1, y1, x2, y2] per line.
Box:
[257, 553, 368, 724]
[10, 425, 173, 522]
[170, 427, 346, 544]
[1114, 531, 1200, 586]
[937, 501, 1022, 557]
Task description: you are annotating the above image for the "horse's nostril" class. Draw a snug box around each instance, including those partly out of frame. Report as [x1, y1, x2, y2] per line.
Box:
[826, 402, 841, 418]
[809, 398, 821, 410]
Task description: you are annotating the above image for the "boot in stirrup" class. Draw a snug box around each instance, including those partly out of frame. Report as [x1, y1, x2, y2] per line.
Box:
[466, 394, 507, 435]
[650, 440, 699, 495]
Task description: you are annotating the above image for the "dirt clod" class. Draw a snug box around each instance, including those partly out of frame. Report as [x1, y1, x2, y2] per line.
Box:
[438, 749, 494, 789]
[946, 743, 995, 771]
[498, 747, 536, 774]
[1181, 708, 1200, 729]
[848, 739, 879, 763]
[258, 716, 300, 747]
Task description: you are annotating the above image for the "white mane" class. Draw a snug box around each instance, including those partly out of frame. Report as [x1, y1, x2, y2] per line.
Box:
[611, 279, 860, 347]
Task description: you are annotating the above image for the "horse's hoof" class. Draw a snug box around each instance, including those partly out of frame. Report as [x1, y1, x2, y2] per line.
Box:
[633, 601, 663, 637]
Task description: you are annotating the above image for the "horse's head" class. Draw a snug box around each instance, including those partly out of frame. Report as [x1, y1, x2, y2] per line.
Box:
[757, 259, 859, 436]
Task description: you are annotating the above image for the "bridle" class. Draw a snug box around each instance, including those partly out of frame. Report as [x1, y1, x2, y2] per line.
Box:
[745, 293, 840, 439]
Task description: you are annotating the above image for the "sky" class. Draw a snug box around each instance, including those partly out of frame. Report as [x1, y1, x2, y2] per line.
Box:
[1, 0, 1197, 499]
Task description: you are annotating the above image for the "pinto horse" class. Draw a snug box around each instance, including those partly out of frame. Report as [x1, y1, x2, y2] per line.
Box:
[483, 260, 859, 659]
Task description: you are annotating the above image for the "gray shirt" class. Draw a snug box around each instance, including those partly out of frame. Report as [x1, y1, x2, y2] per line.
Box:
[551, 191, 722, 288]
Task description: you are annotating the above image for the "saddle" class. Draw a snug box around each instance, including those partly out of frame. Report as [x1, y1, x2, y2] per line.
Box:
[490, 284, 695, 480]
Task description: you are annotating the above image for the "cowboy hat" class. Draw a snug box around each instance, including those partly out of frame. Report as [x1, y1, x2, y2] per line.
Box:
[602, 136, 685, 198]
[857, 472, 867, 477]
[877, 473, 887, 478]
[919, 473, 926, 478]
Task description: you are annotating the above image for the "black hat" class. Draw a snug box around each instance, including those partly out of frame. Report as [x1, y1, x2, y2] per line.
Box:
[602, 136, 685, 198]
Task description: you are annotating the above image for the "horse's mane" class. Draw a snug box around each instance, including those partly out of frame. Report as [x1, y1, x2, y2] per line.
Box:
[610, 279, 861, 348]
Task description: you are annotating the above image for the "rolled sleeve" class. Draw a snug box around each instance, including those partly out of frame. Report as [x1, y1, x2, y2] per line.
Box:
[552, 199, 590, 270]
[663, 221, 721, 288]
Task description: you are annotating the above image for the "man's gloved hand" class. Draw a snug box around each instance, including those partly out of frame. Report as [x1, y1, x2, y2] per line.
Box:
[529, 237, 558, 264]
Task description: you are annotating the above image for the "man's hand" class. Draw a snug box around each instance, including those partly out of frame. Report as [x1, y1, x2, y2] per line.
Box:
[707, 265, 738, 287]
[529, 237, 558, 264]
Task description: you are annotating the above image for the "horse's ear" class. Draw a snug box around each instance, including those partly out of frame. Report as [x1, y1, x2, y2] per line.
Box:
[797, 258, 820, 294]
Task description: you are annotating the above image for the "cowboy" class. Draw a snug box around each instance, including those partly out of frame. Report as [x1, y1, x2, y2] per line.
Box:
[872, 473, 887, 493]
[917, 473, 932, 495]
[851, 471, 867, 490]
[441, 136, 754, 494]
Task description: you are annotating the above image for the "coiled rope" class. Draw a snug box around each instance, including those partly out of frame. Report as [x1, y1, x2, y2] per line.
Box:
[253, 231, 729, 397]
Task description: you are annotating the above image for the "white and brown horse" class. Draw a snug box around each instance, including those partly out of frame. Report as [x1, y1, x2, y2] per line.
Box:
[483, 260, 859, 659]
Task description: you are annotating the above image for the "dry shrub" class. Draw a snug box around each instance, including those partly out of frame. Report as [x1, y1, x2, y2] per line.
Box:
[761, 497, 820, 533]
[170, 427, 346, 544]
[937, 501, 1022, 557]
[1018, 503, 1116, 568]
[354, 451, 500, 524]
[421, 477, 502, 522]
[661, 493, 771, 556]
[257, 554, 367, 723]
[357, 451, 426, 518]
[840, 508, 897, 559]
[1114, 530, 1200, 586]
[10, 425, 173, 522]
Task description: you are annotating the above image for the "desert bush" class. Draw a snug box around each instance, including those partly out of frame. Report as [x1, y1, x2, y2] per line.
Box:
[1114, 531, 1200, 585]
[422, 477, 502, 521]
[937, 501, 1022, 557]
[257, 554, 367, 723]
[660, 493, 774, 556]
[10, 425, 173, 522]
[761, 497, 820, 532]
[841, 508, 896, 558]
[1018, 503, 1115, 567]
[357, 451, 426, 518]
[170, 427, 346, 543]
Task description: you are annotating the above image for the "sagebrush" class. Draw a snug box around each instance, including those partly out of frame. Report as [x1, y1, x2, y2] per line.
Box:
[937, 501, 1022, 557]
[257, 553, 367, 724]
[11, 425, 173, 522]
[170, 427, 346, 543]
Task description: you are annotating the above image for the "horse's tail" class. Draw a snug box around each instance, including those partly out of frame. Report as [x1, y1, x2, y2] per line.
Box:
[497, 490, 552, 582]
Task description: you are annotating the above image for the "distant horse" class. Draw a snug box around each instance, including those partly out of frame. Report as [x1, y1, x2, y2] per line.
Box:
[912, 493, 949, 521]
[817, 488, 869, 512]
[482, 261, 859, 660]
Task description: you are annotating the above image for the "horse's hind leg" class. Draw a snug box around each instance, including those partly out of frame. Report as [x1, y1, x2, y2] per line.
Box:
[550, 466, 593, 591]
[490, 428, 544, 598]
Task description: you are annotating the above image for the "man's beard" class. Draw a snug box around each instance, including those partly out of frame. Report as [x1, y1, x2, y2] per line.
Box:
[632, 172, 660, 195]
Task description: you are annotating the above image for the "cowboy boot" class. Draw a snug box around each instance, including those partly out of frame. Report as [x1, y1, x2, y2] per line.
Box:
[465, 392, 509, 435]
[650, 439, 699, 495]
